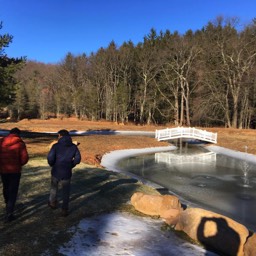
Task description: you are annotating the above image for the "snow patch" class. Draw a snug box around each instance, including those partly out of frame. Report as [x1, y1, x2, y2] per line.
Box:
[59, 212, 218, 256]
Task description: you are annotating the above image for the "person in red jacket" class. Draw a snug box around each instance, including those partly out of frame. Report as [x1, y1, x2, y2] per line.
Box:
[0, 127, 29, 222]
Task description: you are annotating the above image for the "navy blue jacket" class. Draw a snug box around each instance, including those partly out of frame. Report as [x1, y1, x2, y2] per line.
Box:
[47, 135, 81, 179]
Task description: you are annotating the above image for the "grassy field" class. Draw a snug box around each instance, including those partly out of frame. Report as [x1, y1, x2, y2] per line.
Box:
[1, 119, 256, 255]
[0, 120, 165, 255]
[0, 158, 160, 255]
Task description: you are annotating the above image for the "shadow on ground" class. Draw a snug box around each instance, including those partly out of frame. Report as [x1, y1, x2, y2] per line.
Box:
[0, 158, 159, 255]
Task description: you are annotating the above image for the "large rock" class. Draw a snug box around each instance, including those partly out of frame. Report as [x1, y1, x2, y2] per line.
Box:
[175, 208, 249, 256]
[131, 192, 183, 225]
[244, 233, 256, 256]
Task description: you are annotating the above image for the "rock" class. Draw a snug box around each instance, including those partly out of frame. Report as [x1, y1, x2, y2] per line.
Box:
[160, 208, 181, 226]
[244, 233, 256, 256]
[131, 192, 183, 225]
[175, 208, 249, 256]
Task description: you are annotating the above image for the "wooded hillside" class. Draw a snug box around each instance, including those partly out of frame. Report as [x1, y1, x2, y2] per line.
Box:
[1, 17, 256, 129]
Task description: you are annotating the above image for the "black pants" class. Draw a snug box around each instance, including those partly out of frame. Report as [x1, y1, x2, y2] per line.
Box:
[1, 173, 21, 215]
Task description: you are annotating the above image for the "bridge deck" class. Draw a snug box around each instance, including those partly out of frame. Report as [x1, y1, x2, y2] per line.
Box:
[155, 127, 217, 144]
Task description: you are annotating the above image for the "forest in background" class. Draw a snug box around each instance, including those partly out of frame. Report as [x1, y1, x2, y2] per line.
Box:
[1, 16, 256, 129]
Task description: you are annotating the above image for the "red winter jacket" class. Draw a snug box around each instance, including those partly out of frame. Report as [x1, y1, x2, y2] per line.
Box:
[0, 134, 29, 173]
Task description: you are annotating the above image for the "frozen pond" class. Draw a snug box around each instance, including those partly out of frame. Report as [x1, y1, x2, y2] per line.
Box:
[116, 144, 256, 232]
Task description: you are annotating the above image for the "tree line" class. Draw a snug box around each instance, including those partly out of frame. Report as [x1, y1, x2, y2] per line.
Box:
[1, 16, 256, 128]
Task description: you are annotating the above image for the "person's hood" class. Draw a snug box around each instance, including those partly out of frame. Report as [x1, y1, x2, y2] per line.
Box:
[1, 134, 23, 147]
[58, 135, 73, 146]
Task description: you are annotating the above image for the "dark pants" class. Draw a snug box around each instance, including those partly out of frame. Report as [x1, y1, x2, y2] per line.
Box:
[49, 176, 71, 210]
[1, 173, 21, 215]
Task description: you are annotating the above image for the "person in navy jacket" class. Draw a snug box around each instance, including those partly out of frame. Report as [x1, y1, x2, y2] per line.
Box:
[47, 129, 81, 216]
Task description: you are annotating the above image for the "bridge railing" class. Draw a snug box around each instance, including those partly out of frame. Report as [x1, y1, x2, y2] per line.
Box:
[155, 127, 217, 143]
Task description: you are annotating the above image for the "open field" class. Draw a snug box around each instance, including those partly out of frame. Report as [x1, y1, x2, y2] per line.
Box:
[0, 118, 256, 255]
[0, 119, 166, 255]
[1, 118, 256, 165]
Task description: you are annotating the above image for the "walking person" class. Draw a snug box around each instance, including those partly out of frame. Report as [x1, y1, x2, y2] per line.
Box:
[47, 129, 81, 217]
[0, 127, 29, 222]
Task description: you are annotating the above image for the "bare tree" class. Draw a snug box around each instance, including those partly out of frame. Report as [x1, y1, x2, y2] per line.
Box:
[158, 30, 201, 126]
[201, 17, 256, 128]
[135, 29, 163, 124]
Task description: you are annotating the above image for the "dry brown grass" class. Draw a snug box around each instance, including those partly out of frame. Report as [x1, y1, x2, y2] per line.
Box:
[1, 118, 256, 166]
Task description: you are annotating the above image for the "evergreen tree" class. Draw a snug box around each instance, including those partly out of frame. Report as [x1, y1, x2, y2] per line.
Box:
[0, 21, 25, 107]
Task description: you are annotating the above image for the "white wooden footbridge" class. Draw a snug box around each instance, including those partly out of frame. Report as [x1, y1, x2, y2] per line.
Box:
[155, 127, 217, 144]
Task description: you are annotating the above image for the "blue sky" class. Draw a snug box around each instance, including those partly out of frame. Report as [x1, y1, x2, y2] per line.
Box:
[1, 0, 255, 64]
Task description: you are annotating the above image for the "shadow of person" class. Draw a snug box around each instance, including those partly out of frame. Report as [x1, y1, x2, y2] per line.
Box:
[197, 217, 240, 256]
